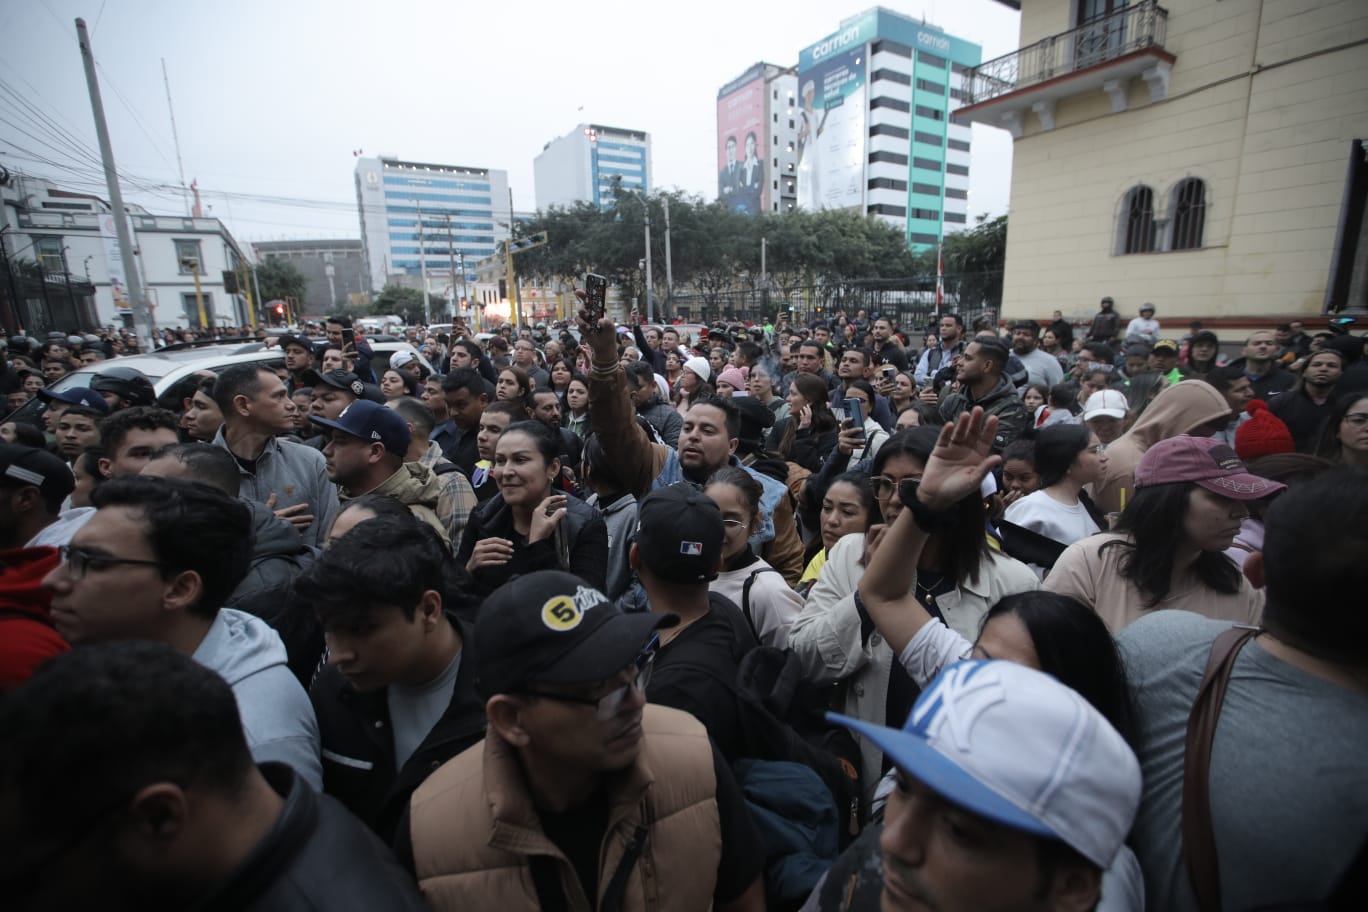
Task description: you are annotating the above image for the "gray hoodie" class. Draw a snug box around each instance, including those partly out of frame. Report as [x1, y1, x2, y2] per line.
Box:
[193, 607, 323, 789]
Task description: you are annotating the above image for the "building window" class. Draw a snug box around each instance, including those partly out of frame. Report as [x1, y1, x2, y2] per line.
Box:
[174, 239, 204, 273]
[909, 232, 940, 245]
[33, 237, 65, 275]
[869, 177, 909, 192]
[914, 157, 943, 173]
[868, 203, 909, 217]
[910, 208, 940, 221]
[773, 158, 779, 168]
[915, 105, 945, 121]
[1119, 185, 1157, 254]
[946, 163, 969, 176]
[869, 123, 910, 140]
[871, 96, 911, 113]
[944, 187, 969, 200]
[871, 40, 912, 57]
[870, 150, 910, 166]
[947, 138, 971, 153]
[1170, 178, 1206, 250]
[917, 50, 948, 69]
[912, 182, 941, 196]
[916, 79, 946, 95]
[914, 131, 943, 147]
[944, 212, 968, 224]
[951, 62, 972, 77]
[871, 68, 912, 86]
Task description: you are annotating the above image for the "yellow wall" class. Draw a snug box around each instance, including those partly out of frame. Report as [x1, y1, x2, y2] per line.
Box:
[998, 0, 1368, 329]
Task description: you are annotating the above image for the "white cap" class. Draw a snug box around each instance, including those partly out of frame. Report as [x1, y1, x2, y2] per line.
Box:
[683, 356, 711, 383]
[389, 350, 418, 370]
[1083, 388, 1129, 421]
[830, 660, 1141, 867]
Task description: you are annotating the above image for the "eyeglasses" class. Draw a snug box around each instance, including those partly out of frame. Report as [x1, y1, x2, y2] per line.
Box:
[524, 636, 658, 721]
[871, 475, 920, 498]
[1343, 414, 1368, 427]
[722, 519, 748, 536]
[57, 544, 166, 581]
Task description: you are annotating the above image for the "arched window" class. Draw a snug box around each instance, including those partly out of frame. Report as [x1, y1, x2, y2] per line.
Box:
[1120, 185, 1156, 254]
[1171, 178, 1206, 250]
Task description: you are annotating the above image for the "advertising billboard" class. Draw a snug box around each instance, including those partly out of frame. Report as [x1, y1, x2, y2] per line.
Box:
[716, 68, 767, 216]
[796, 45, 867, 212]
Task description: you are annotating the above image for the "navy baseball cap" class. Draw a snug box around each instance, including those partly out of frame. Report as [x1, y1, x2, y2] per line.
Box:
[37, 387, 110, 415]
[308, 399, 410, 454]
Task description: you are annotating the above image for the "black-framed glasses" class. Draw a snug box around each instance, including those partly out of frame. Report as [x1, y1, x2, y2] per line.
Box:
[524, 635, 659, 721]
[57, 545, 167, 581]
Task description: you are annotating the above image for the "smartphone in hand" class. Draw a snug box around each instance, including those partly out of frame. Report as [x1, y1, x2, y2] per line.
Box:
[845, 397, 866, 441]
[584, 273, 607, 323]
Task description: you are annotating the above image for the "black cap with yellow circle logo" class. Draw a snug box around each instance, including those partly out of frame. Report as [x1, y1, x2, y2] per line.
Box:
[474, 570, 677, 698]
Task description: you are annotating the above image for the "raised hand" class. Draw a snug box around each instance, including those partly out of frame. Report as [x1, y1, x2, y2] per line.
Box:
[916, 407, 1001, 512]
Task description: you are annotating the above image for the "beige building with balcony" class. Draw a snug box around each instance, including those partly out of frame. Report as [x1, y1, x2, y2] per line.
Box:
[958, 0, 1368, 333]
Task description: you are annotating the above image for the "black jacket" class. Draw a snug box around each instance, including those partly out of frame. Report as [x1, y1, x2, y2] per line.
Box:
[454, 491, 608, 598]
[196, 763, 427, 911]
[309, 615, 485, 843]
[939, 374, 1032, 452]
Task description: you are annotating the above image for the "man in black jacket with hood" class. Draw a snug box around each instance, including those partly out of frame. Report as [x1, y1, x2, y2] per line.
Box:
[295, 514, 484, 842]
[0, 641, 425, 910]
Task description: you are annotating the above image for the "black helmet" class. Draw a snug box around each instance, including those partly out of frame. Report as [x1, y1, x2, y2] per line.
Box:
[89, 365, 155, 407]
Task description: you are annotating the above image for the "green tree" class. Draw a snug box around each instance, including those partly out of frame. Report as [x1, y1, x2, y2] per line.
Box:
[255, 257, 309, 310]
[941, 214, 1007, 312]
[371, 284, 428, 325]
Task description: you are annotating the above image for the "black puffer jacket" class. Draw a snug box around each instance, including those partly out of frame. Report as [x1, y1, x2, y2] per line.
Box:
[309, 615, 485, 843]
[453, 491, 608, 598]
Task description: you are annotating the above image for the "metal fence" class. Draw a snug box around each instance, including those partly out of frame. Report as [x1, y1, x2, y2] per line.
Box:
[654, 272, 1003, 333]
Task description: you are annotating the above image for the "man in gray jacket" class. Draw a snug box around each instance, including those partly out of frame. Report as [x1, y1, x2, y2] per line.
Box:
[40, 475, 322, 788]
[212, 363, 339, 548]
[626, 360, 682, 447]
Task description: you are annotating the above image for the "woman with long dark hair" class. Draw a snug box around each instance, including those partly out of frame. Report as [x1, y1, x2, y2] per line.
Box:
[770, 372, 839, 471]
[1046, 434, 1281, 632]
[799, 470, 879, 597]
[1313, 391, 1368, 468]
[1003, 424, 1108, 550]
[788, 422, 1038, 795]
[454, 420, 607, 597]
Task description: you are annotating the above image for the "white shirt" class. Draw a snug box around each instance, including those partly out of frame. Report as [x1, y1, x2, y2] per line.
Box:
[1004, 489, 1100, 547]
[1125, 317, 1161, 343]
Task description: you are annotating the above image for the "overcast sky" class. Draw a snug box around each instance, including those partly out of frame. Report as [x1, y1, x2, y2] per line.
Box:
[2, 0, 1019, 245]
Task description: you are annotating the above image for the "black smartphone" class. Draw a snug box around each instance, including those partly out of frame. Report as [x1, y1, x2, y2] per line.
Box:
[845, 397, 866, 441]
[342, 326, 355, 348]
[584, 273, 607, 323]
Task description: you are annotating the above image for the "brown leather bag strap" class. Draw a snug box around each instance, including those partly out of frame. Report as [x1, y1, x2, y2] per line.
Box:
[1182, 625, 1260, 912]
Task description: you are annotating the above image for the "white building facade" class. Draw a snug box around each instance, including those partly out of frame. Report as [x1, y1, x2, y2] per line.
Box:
[354, 156, 510, 298]
[534, 124, 652, 212]
[1, 173, 251, 333]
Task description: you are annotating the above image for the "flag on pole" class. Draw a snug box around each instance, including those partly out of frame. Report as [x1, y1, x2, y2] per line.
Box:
[935, 246, 944, 315]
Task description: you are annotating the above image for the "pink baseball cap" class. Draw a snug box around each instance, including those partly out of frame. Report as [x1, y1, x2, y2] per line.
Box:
[1135, 436, 1286, 500]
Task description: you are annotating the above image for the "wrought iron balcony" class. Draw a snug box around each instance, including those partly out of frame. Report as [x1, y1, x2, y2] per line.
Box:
[964, 2, 1170, 107]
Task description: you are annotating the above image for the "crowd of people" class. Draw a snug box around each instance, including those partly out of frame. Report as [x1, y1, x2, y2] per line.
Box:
[0, 298, 1365, 912]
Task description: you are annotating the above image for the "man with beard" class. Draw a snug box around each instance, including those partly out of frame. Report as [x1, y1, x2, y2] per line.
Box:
[938, 336, 1031, 452]
[1010, 320, 1064, 388]
[1269, 348, 1346, 451]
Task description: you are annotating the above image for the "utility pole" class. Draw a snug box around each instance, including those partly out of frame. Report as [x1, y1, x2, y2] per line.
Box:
[643, 194, 653, 323]
[444, 214, 456, 320]
[185, 257, 206, 329]
[416, 198, 430, 324]
[663, 196, 673, 311]
[760, 236, 767, 315]
[77, 18, 153, 351]
[508, 187, 521, 327]
[161, 58, 190, 217]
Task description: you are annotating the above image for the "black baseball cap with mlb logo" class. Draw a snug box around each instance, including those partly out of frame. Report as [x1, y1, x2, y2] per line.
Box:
[633, 483, 725, 584]
[474, 570, 676, 698]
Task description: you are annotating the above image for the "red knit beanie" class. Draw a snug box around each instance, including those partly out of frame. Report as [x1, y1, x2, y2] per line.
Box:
[1235, 399, 1295, 461]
